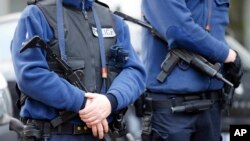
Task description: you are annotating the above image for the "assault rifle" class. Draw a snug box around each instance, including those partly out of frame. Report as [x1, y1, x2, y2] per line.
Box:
[20, 36, 88, 92]
[20, 36, 129, 140]
[20, 36, 89, 127]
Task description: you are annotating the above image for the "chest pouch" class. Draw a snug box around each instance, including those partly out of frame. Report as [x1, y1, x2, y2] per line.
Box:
[109, 44, 129, 69]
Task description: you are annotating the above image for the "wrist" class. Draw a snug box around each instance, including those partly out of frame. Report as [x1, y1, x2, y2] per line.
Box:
[80, 95, 87, 109]
[106, 93, 118, 111]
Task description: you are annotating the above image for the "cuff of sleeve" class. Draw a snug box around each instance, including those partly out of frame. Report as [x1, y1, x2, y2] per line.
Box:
[219, 44, 229, 63]
[80, 96, 87, 109]
[72, 90, 85, 112]
[106, 93, 118, 111]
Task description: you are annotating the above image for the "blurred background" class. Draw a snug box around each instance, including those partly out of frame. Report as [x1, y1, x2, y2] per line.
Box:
[1, 0, 250, 50]
[0, 0, 250, 141]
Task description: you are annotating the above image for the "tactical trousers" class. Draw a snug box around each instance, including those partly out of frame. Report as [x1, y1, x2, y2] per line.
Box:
[149, 102, 222, 141]
[19, 131, 126, 141]
[48, 134, 100, 141]
[20, 134, 102, 141]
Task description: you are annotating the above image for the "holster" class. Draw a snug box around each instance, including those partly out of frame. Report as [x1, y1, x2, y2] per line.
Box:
[141, 97, 153, 141]
[108, 108, 128, 141]
[134, 92, 148, 117]
[19, 123, 42, 141]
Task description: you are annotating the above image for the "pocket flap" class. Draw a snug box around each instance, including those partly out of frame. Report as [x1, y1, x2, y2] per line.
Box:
[48, 59, 85, 73]
[67, 59, 85, 70]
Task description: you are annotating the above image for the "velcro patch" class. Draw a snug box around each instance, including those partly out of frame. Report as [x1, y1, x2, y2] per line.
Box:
[92, 27, 116, 38]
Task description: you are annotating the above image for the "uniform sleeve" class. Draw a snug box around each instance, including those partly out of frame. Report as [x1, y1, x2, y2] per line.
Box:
[142, 0, 229, 63]
[11, 5, 85, 112]
[107, 15, 146, 110]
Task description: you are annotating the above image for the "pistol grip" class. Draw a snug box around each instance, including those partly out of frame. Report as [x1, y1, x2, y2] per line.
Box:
[157, 53, 180, 83]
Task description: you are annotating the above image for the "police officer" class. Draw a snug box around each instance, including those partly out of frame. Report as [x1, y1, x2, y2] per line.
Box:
[11, 0, 146, 140]
[141, 0, 242, 141]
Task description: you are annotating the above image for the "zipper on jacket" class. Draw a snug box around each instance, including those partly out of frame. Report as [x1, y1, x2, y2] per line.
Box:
[82, 0, 88, 20]
[205, 0, 212, 32]
[81, 1, 97, 92]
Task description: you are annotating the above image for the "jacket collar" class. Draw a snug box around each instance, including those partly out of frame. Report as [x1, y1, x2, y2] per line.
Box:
[63, 0, 94, 10]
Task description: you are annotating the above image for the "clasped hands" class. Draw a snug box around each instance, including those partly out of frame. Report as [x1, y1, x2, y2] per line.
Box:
[79, 93, 112, 139]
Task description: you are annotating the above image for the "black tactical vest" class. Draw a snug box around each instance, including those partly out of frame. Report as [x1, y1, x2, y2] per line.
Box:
[36, 0, 119, 93]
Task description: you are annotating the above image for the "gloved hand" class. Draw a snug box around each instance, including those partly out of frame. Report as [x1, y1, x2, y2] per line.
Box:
[224, 51, 243, 88]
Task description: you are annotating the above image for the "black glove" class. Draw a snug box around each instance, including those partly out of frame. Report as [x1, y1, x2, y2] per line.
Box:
[224, 52, 243, 88]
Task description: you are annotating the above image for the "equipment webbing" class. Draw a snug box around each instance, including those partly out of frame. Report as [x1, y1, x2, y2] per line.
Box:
[93, 7, 107, 94]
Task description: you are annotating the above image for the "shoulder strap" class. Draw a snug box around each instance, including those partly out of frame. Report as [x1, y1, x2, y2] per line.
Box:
[35, 0, 66, 61]
[27, 0, 40, 5]
[15, 84, 28, 110]
[28, 0, 56, 6]
[95, 0, 110, 8]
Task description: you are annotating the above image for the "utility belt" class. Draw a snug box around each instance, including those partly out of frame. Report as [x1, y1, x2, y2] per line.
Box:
[19, 118, 92, 141]
[19, 114, 128, 141]
[10, 116, 128, 141]
[147, 90, 222, 113]
[138, 90, 222, 141]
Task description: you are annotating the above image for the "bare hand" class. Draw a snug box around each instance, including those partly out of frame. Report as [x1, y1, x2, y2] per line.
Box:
[91, 119, 109, 139]
[79, 93, 112, 125]
[225, 49, 237, 63]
